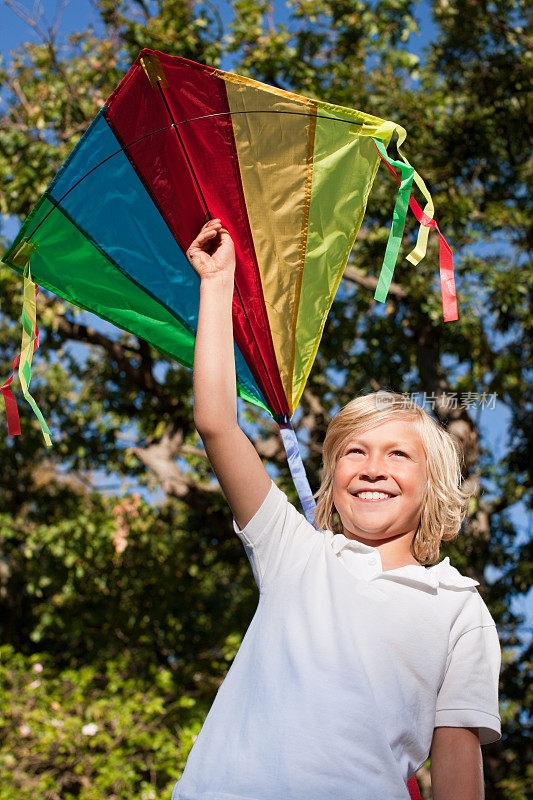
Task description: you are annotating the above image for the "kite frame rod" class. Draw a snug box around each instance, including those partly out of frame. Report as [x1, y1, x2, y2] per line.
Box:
[24, 109, 367, 242]
[174, 109, 363, 128]
[25, 122, 176, 240]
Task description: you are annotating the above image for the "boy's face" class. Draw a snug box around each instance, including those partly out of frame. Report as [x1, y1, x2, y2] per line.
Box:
[332, 418, 427, 546]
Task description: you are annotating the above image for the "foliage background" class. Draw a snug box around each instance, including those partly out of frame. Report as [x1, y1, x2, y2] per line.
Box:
[0, 1, 531, 798]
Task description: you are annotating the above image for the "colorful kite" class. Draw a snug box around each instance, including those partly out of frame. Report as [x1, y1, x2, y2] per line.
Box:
[1, 49, 457, 525]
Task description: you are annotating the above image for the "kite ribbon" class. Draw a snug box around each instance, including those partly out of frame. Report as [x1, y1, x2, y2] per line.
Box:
[278, 417, 317, 527]
[1, 262, 52, 445]
[394, 125, 435, 268]
[1, 352, 23, 436]
[371, 137, 415, 304]
[373, 139, 458, 322]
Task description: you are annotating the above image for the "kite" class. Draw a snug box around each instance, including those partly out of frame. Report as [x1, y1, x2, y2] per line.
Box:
[1, 49, 458, 527]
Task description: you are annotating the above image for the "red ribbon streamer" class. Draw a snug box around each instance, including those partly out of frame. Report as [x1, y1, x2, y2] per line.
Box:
[407, 775, 423, 800]
[1, 286, 41, 437]
[375, 145, 458, 322]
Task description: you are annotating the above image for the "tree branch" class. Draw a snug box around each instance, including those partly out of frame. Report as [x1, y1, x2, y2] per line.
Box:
[343, 265, 407, 298]
[42, 295, 176, 408]
[131, 424, 218, 505]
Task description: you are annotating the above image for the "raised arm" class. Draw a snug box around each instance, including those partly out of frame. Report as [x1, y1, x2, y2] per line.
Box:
[187, 219, 272, 530]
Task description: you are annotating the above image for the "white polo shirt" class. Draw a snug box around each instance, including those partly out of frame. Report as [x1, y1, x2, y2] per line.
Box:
[172, 479, 501, 800]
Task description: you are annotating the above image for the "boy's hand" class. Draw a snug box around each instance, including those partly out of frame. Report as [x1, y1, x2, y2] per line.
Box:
[186, 219, 236, 281]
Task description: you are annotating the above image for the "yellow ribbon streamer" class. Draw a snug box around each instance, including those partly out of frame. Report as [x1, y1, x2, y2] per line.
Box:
[18, 262, 52, 447]
[394, 125, 435, 266]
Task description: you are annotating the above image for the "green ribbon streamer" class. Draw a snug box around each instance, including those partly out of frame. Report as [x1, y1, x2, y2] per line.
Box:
[371, 137, 415, 303]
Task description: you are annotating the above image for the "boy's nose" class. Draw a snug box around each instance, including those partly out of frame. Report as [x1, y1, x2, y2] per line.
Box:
[358, 470, 388, 482]
[358, 453, 388, 479]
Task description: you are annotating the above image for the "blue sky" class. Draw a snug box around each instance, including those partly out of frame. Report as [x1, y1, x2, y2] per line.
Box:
[0, 0, 438, 59]
[1, 1, 531, 639]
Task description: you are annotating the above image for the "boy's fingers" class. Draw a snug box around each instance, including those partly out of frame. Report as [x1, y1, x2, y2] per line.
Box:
[203, 218, 221, 230]
[187, 232, 217, 259]
[191, 230, 217, 250]
[187, 220, 225, 259]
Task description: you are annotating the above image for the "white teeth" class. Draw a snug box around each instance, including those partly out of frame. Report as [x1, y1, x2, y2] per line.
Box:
[355, 491, 392, 501]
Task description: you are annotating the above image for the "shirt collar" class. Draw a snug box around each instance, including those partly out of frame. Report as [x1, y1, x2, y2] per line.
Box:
[328, 532, 479, 591]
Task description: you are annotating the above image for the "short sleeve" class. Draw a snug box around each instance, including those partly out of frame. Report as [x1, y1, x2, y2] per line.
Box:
[232, 479, 320, 592]
[435, 622, 502, 745]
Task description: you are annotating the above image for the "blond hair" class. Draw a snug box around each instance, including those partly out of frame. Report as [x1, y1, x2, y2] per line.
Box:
[312, 391, 474, 565]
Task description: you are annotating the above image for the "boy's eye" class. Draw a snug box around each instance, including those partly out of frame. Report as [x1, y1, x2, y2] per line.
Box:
[346, 448, 408, 457]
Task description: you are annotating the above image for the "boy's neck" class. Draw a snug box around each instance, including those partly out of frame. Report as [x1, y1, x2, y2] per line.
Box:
[341, 529, 422, 570]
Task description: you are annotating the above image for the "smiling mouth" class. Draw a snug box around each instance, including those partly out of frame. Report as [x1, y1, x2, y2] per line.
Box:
[351, 493, 397, 502]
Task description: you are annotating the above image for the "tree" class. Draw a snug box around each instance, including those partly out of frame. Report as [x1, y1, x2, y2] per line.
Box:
[0, 1, 531, 797]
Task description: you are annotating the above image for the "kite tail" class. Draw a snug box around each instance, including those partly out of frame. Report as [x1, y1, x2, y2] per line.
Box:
[371, 137, 415, 305]
[371, 134, 458, 323]
[1, 241, 52, 446]
[277, 416, 317, 527]
[394, 126, 435, 269]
